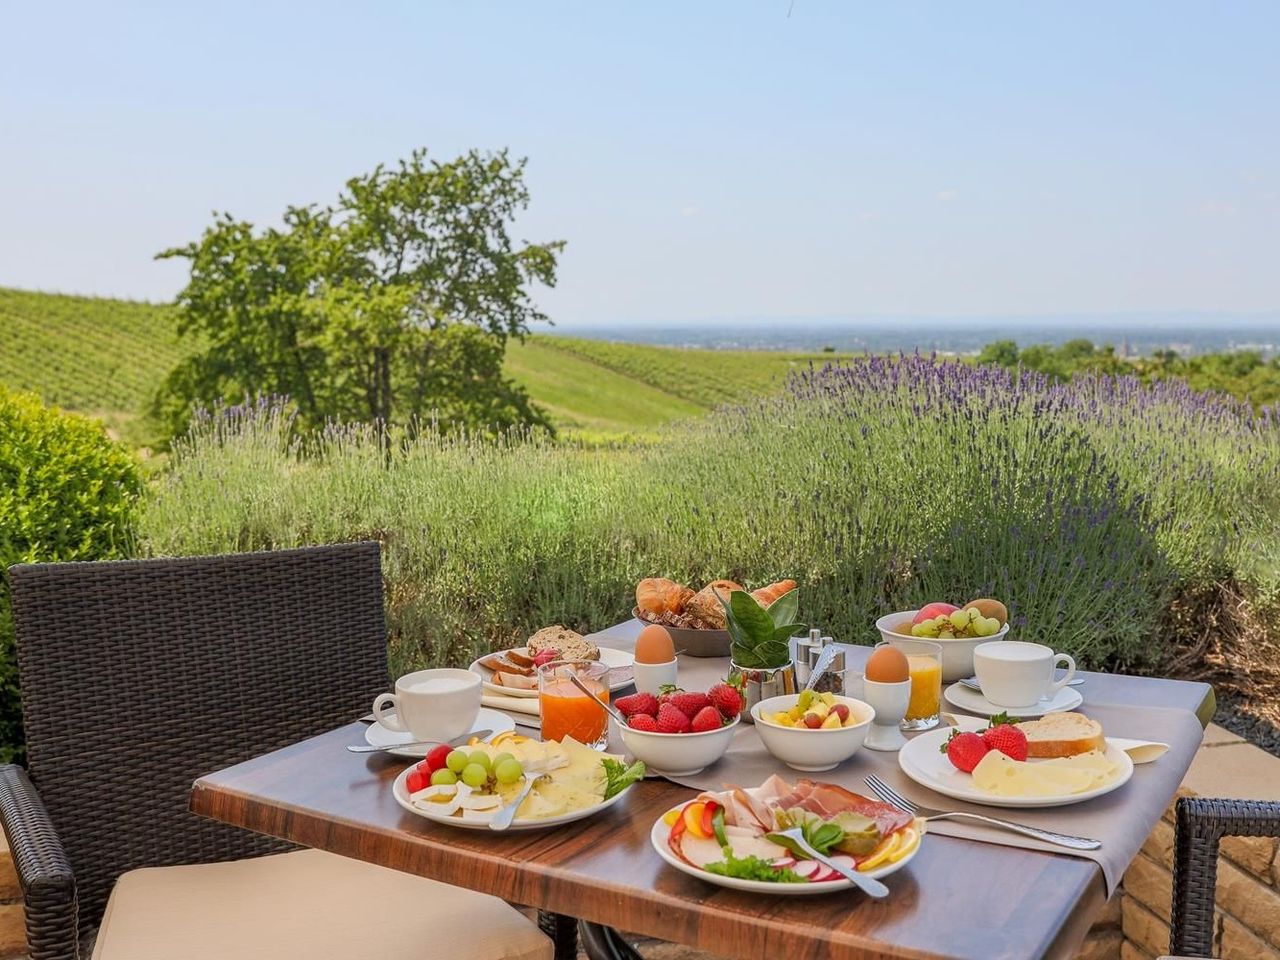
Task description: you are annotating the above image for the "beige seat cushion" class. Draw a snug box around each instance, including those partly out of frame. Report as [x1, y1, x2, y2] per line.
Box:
[92, 848, 552, 960]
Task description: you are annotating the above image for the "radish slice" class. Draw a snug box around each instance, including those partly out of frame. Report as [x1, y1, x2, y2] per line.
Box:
[771, 857, 796, 869]
[828, 855, 857, 872]
[792, 860, 821, 879]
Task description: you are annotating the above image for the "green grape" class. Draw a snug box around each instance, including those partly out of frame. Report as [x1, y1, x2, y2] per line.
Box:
[494, 758, 524, 785]
[938, 630, 956, 639]
[491, 752, 515, 769]
[912, 621, 939, 638]
[430, 768, 458, 786]
[973, 616, 1000, 637]
[468, 751, 493, 772]
[948, 610, 971, 631]
[932, 615, 950, 627]
[445, 750, 469, 774]
[461, 763, 489, 788]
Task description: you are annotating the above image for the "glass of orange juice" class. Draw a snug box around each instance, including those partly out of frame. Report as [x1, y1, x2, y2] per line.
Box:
[537, 660, 611, 749]
[888, 638, 942, 731]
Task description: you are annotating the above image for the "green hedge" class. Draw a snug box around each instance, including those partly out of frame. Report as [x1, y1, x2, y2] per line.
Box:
[0, 388, 141, 762]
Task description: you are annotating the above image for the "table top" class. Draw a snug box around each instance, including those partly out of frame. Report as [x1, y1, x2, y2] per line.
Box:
[190, 626, 1213, 960]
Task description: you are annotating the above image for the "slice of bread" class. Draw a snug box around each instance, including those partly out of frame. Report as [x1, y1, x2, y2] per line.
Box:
[1015, 712, 1105, 759]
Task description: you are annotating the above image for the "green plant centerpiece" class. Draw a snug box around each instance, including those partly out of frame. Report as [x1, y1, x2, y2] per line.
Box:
[721, 588, 806, 724]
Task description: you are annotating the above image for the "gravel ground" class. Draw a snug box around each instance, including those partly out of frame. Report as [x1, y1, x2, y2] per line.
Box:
[1214, 696, 1280, 758]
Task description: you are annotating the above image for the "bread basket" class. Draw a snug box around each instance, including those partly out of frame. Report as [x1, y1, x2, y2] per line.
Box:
[631, 608, 731, 658]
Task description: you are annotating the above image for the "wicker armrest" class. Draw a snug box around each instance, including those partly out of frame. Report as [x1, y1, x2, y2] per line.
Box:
[1171, 797, 1280, 960]
[0, 764, 79, 960]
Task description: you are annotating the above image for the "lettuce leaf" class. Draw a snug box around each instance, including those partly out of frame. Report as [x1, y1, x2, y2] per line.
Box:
[601, 758, 645, 800]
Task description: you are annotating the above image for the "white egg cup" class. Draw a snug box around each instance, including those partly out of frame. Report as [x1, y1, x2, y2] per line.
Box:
[862, 677, 911, 752]
[633, 658, 677, 696]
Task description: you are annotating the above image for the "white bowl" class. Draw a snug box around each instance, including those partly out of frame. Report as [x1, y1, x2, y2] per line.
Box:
[750, 695, 874, 772]
[875, 609, 1010, 683]
[616, 715, 739, 776]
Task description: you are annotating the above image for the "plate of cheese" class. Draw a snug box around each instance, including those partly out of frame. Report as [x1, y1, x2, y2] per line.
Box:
[898, 713, 1133, 808]
[393, 733, 643, 830]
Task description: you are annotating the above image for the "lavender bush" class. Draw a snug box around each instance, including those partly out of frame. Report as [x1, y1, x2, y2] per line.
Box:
[138, 357, 1280, 674]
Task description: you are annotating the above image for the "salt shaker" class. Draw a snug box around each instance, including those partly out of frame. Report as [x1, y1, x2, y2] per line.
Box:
[794, 628, 821, 687]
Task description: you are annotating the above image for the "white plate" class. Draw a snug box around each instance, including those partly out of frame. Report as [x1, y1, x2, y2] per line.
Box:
[363, 708, 515, 758]
[469, 647, 636, 699]
[649, 804, 922, 894]
[898, 725, 1133, 809]
[943, 681, 1083, 719]
[393, 763, 636, 831]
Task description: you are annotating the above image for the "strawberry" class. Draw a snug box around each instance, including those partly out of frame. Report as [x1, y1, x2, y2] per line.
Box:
[656, 702, 692, 734]
[627, 713, 659, 732]
[942, 730, 989, 772]
[707, 682, 743, 719]
[669, 691, 712, 718]
[690, 705, 723, 733]
[615, 691, 659, 718]
[982, 723, 1029, 761]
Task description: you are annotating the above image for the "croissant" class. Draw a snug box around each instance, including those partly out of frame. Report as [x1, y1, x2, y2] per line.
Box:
[685, 579, 743, 629]
[636, 578, 694, 618]
[751, 579, 797, 607]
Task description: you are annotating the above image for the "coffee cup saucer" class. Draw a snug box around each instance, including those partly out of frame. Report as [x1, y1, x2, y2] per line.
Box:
[363, 707, 516, 758]
[942, 681, 1083, 719]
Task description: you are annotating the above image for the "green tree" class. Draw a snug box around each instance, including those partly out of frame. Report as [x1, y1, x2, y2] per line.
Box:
[977, 339, 1019, 367]
[155, 148, 562, 437]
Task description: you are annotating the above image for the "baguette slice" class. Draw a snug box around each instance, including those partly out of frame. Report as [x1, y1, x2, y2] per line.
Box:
[1015, 712, 1106, 759]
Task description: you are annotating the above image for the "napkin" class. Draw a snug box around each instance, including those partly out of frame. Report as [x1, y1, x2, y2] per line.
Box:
[481, 693, 541, 717]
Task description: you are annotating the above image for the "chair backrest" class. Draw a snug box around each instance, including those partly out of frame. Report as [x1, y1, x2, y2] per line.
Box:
[9, 542, 388, 935]
[1170, 796, 1280, 959]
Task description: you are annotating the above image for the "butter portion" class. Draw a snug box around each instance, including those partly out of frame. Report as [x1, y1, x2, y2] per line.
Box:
[971, 749, 1120, 797]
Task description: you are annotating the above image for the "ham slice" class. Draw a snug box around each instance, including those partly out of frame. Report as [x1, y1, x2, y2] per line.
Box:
[774, 779, 913, 835]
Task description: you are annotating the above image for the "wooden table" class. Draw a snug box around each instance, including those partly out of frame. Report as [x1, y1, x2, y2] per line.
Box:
[190, 663, 1212, 960]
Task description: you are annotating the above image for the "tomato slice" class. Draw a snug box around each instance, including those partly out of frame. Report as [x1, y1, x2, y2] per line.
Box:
[700, 800, 719, 838]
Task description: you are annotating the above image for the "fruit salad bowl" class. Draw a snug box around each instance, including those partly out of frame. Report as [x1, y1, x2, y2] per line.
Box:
[751, 694, 874, 771]
[875, 609, 1010, 683]
[617, 715, 740, 777]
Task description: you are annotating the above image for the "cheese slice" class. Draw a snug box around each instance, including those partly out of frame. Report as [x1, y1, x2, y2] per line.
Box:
[971, 750, 1120, 797]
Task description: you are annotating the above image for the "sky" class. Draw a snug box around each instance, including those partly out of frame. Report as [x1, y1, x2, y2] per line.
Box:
[1, 1, 1278, 328]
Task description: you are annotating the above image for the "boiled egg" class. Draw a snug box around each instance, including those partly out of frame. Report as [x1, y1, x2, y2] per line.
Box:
[634, 624, 676, 664]
[864, 645, 910, 684]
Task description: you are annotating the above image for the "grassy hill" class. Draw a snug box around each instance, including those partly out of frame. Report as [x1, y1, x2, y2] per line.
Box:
[0, 286, 851, 442]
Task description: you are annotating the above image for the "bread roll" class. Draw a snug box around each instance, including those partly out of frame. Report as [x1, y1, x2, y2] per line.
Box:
[685, 579, 743, 629]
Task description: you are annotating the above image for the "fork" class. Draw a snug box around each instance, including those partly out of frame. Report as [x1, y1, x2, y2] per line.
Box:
[863, 775, 1102, 851]
[768, 827, 889, 898]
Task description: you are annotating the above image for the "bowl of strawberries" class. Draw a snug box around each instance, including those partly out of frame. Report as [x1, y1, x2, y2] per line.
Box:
[614, 682, 742, 776]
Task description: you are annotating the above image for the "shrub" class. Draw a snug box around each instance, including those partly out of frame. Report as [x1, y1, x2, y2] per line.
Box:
[138, 359, 1280, 684]
[0, 388, 142, 762]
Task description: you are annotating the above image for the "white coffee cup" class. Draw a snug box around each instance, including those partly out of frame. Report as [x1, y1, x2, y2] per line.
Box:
[372, 668, 481, 742]
[973, 641, 1077, 708]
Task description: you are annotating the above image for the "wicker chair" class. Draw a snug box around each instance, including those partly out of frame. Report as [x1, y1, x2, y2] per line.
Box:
[1163, 796, 1280, 960]
[0, 543, 551, 960]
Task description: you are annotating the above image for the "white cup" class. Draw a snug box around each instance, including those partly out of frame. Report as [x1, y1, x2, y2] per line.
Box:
[633, 659, 678, 697]
[973, 641, 1076, 708]
[372, 668, 481, 742]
